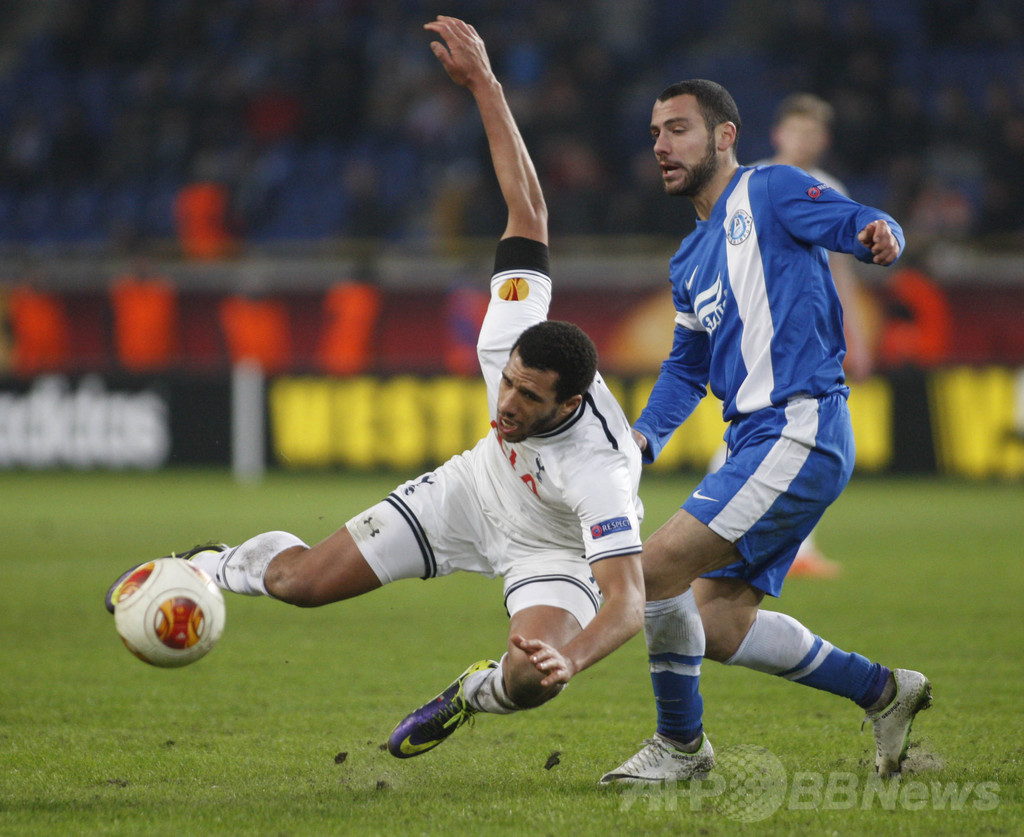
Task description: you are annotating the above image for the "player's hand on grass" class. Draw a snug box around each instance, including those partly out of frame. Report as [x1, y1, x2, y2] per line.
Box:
[858, 219, 901, 266]
[512, 634, 577, 688]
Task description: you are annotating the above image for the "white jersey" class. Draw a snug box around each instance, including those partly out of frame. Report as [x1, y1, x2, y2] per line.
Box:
[346, 237, 643, 623]
[470, 238, 644, 565]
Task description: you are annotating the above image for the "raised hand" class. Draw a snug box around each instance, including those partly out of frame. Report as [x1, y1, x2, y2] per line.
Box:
[424, 16, 494, 91]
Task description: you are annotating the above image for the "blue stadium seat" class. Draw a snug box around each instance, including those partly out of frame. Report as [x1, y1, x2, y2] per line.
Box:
[60, 188, 105, 244]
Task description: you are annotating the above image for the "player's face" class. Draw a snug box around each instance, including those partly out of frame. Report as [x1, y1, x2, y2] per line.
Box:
[495, 349, 580, 443]
[651, 94, 720, 197]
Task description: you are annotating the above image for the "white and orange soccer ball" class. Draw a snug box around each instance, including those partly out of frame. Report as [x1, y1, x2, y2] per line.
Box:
[113, 557, 225, 667]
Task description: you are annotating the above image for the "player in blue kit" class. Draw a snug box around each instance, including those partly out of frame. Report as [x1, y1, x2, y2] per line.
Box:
[599, 80, 931, 784]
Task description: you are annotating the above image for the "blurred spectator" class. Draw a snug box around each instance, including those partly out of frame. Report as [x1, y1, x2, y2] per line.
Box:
[6, 282, 72, 376]
[0, 0, 1017, 249]
[174, 181, 236, 260]
[979, 110, 1024, 245]
[4, 114, 52, 188]
[906, 176, 975, 245]
[540, 137, 610, 236]
[244, 80, 304, 145]
[340, 157, 392, 239]
[109, 265, 178, 371]
[877, 266, 953, 370]
[50, 104, 100, 184]
[317, 278, 382, 376]
[763, 0, 841, 94]
[443, 283, 489, 376]
[219, 294, 292, 373]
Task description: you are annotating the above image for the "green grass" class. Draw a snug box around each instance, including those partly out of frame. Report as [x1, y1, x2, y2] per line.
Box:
[1, 470, 1021, 836]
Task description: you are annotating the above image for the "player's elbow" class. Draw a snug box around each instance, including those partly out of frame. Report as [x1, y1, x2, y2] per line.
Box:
[521, 186, 547, 223]
[626, 596, 646, 637]
[529, 197, 548, 229]
[600, 555, 646, 637]
[504, 198, 548, 242]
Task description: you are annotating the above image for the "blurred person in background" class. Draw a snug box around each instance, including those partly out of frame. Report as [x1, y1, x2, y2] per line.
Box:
[753, 92, 874, 578]
[109, 260, 178, 372]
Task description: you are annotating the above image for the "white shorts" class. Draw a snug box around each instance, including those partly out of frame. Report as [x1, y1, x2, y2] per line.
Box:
[345, 455, 602, 629]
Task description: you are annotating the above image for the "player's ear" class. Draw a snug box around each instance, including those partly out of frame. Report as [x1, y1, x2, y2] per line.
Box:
[717, 121, 738, 153]
[560, 393, 583, 415]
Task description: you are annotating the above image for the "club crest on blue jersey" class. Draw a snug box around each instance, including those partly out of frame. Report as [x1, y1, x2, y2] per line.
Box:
[590, 516, 632, 539]
[726, 209, 753, 244]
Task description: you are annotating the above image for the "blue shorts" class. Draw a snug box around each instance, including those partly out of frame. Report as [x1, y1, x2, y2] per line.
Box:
[684, 394, 855, 597]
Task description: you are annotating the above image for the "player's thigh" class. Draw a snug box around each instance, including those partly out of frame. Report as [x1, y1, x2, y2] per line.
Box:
[507, 604, 583, 654]
[280, 461, 485, 604]
[642, 508, 743, 601]
[349, 458, 496, 584]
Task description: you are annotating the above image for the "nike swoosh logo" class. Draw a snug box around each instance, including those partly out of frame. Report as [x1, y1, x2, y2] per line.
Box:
[692, 489, 717, 501]
[685, 265, 699, 290]
[397, 736, 437, 756]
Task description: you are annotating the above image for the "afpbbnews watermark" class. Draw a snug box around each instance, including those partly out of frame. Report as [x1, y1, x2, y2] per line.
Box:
[619, 745, 999, 823]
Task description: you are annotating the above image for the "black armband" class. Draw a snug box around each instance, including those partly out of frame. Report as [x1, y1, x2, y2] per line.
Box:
[494, 236, 550, 276]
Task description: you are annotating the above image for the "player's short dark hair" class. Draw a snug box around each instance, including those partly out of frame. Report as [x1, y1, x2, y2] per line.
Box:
[658, 79, 742, 146]
[512, 320, 598, 403]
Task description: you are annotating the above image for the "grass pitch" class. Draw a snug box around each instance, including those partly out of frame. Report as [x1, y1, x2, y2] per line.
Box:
[1, 469, 1021, 836]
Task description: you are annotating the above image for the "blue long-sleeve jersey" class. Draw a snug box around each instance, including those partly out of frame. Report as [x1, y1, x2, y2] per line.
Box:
[635, 164, 904, 463]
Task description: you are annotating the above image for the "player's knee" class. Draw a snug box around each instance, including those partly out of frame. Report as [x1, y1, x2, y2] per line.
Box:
[698, 588, 759, 662]
[703, 615, 754, 662]
[704, 631, 741, 662]
[506, 675, 563, 709]
[505, 655, 563, 708]
[264, 547, 330, 607]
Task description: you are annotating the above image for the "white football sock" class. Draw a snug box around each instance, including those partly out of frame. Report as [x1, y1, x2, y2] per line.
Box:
[646, 588, 705, 657]
[724, 609, 813, 674]
[463, 655, 519, 715]
[189, 549, 224, 582]
[724, 609, 888, 705]
[211, 531, 307, 597]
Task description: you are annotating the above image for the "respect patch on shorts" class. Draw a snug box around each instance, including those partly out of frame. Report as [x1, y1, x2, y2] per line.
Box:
[590, 516, 632, 538]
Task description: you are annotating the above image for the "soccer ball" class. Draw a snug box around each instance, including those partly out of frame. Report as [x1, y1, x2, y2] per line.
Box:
[113, 557, 225, 668]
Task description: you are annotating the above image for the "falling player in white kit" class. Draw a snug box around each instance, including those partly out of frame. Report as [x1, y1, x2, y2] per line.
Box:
[104, 17, 645, 760]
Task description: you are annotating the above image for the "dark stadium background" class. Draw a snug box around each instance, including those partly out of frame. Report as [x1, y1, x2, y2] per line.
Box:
[0, 0, 1021, 478]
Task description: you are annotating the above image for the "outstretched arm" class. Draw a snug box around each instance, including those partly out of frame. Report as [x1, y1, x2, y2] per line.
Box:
[425, 16, 547, 243]
[512, 553, 645, 687]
